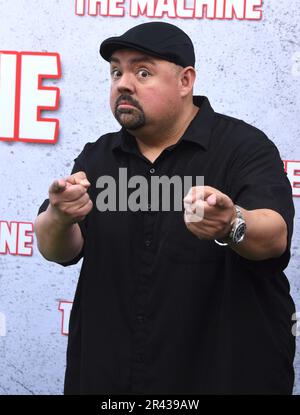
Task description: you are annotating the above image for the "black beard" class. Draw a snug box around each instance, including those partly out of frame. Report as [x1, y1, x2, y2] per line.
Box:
[115, 107, 146, 130]
[114, 94, 146, 130]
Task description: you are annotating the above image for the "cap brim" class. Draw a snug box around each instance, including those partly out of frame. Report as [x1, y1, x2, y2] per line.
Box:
[100, 38, 175, 63]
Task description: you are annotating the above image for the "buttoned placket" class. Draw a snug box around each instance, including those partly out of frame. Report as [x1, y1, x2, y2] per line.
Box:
[130, 160, 160, 393]
[116, 135, 184, 393]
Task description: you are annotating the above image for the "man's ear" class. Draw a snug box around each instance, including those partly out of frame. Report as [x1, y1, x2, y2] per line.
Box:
[179, 66, 196, 97]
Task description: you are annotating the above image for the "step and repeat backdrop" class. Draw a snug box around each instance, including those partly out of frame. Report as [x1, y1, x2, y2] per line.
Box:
[0, 0, 300, 394]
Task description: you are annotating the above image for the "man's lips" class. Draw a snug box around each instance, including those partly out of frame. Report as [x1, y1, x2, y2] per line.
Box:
[117, 101, 137, 109]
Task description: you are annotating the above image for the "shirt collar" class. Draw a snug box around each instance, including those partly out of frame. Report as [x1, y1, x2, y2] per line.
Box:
[180, 95, 215, 150]
[112, 95, 215, 152]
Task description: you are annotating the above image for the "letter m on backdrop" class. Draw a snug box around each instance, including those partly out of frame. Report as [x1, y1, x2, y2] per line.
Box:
[0, 51, 61, 143]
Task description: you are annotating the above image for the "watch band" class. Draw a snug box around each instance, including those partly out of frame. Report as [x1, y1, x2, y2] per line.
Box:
[214, 238, 229, 246]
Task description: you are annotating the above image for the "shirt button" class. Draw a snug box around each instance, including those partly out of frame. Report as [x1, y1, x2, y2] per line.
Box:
[145, 240, 152, 247]
[149, 168, 155, 174]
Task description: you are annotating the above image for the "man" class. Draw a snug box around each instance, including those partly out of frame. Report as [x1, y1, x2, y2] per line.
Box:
[35, 22, 295, 394]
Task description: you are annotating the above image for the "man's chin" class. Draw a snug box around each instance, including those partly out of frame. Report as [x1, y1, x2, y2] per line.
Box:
[115, 113, 145, 130]
[120, 121, 145, 130]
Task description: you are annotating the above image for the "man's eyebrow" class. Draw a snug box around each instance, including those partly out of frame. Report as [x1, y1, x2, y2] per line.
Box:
[110, 56, 120, 64]
[110, 55, 157, 65]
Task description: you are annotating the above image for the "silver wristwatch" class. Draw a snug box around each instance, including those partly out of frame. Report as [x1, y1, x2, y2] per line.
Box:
[214, 205, 246, 246]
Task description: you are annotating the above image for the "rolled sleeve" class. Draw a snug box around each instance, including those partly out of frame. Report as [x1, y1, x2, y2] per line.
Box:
[229, 135, 294, 270]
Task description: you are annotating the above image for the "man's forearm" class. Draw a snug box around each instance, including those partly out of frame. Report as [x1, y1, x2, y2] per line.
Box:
[228, 208, 288, 261]
[34, 205, 84, 263]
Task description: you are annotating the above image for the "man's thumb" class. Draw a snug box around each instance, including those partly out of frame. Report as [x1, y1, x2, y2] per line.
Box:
[206, 193, 217, 206]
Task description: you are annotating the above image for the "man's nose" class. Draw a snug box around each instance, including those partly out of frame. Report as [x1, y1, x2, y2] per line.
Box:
[116, 73, 135, 94]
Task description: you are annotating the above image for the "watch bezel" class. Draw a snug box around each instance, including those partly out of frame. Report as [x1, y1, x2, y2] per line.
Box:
[231, 218, 246, 244]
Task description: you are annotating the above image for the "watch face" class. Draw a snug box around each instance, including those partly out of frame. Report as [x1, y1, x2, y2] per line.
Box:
[233, 222, 246, 243]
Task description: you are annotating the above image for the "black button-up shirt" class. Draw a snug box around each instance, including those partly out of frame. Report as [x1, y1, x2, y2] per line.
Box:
[38, 96, 295, 394]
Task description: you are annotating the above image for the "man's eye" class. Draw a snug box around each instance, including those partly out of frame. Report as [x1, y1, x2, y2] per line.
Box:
[111, 69, 121, 79]
[137, 69, 150, 78]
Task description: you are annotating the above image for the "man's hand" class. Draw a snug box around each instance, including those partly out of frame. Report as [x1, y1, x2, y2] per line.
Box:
[48, 171, 93, 226]
[183, 185, 288, 260]
[183, 186, 235, 240]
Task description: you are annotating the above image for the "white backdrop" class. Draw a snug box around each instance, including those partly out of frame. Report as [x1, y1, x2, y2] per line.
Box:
[0, 0, 299, 394]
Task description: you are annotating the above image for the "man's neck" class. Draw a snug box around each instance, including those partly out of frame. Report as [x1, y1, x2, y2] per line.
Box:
[129, 104, 199, 163]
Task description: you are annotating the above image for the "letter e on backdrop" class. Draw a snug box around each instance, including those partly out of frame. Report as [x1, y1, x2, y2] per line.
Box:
[0, 51, 61, 144]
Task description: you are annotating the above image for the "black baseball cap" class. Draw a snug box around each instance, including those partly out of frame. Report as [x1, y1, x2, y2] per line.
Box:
[99, 22, 195, 68]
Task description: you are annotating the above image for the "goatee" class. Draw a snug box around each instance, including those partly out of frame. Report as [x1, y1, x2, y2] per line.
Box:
[114, 94, 146, 130]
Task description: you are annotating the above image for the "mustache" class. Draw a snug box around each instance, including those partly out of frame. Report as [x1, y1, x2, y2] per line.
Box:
[115, 94, 143, 111]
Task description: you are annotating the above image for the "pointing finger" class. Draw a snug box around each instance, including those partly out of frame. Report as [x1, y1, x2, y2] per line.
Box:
[183, 186, 204, 204]
[49, 179, 66, 194]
